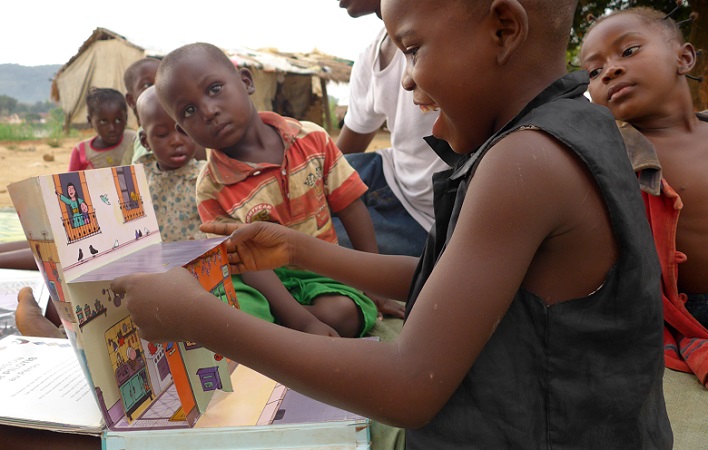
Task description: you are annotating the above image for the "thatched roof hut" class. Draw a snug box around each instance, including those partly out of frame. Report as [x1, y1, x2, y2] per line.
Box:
[51, 28, 145, 131]
[51, 28, 353, 133]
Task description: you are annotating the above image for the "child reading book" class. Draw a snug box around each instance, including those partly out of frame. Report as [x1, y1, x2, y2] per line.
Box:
[112, 0, 671, 447]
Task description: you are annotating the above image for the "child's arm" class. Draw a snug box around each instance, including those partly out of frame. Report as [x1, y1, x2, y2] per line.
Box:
[114, 131, 597, 427]
[204, 221, 418, 302]
[240, 270, 339, 337]
[335, 198, 378, 253]
[334, 198, 405, 317]
[68, 143, 86, 172]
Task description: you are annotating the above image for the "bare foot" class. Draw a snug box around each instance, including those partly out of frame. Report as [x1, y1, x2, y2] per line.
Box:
[16, 287, 64, 338]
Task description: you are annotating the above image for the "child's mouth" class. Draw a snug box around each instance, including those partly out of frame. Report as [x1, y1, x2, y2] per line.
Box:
[419, 104, 440, 113]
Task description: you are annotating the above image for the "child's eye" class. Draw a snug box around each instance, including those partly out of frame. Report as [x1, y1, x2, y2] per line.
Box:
[183, 106, 196, 118]
[622, 45, 640, 57]
[142, 82, 153, 89]
[209, 84, 222, 96]
[404, 47, 419, 65]
[588, 68, 602, 79]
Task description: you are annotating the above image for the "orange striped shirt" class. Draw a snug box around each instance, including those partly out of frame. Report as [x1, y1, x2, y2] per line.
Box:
[196, 112, 367, 244]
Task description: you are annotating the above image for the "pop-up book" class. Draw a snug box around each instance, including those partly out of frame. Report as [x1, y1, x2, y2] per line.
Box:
[8, 165, 241, 430]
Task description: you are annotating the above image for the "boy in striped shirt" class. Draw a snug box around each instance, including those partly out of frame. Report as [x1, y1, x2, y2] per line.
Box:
[155, 42, 379, 338]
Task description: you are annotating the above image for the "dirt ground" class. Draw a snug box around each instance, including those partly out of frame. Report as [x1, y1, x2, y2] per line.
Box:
[0, 128, 392, 209]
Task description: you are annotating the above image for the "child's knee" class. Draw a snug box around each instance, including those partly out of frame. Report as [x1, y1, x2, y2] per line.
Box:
[309, 295, 362, 338]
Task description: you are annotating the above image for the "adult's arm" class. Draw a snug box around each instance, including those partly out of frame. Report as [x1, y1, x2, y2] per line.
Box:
[336, 124, 378, 154]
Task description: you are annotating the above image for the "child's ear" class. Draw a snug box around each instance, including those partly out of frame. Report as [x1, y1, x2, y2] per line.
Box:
[125, 93, 136, 110]
[139, 130, 150, 151]
[677, 42, 697, 76]
[490, 0, 528, 66]
[239, 68, 256, 95]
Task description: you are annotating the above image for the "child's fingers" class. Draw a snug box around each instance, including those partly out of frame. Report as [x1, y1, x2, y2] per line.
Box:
[200, 222, 238, 236]
[110, 275, 130, 296]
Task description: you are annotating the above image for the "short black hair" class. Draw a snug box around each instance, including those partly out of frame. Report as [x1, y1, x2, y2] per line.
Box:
[86, 87, 127, 116]
[157, 42, 236, 89]
[123, 57, 161, 92]
[461, 0, 578, 52]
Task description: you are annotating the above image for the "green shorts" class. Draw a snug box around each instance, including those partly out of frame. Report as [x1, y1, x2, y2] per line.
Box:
[226, 268, 377, 337]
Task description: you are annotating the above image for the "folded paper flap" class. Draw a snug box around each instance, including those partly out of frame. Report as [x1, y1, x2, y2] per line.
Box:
[69, 237, 229, 283]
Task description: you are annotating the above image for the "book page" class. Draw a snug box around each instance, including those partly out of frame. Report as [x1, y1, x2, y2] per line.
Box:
[0, 335, 104, 435]
[0, 269, 49, 339]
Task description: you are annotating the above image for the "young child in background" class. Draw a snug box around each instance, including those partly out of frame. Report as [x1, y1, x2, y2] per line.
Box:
[154, 43, 378, 338]
[68, 87, 136, 171]
[113, 0, 671, 447]
[121, 57, 161, 165]
[14, 85, 206, 338]
[581, 6, 708, 386]
[135, 86, 206, 242]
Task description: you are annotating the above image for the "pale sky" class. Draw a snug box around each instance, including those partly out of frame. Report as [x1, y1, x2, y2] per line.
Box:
[2, 0, 383, 66]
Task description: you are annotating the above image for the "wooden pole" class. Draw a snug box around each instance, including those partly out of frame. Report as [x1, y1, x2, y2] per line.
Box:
[320, 77, 332, 132]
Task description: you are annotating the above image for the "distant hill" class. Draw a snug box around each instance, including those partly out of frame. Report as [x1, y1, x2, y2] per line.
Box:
[0, 64, 62, 104]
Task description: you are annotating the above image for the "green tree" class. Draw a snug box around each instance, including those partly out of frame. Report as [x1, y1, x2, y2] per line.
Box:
[572, 1, 707, 109]
[0, 95, 18, 115]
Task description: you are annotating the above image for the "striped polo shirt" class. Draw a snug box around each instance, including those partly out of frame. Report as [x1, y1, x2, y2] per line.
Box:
[197, 112, 368, 244]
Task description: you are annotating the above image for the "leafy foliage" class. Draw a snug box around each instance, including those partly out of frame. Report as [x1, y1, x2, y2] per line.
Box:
[572, 0, 693, 48]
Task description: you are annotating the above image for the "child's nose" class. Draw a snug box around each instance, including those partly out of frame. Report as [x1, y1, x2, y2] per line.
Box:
[602, 65, 624, 83]
[203, 102, 219, 121]
[401, 69, 415, 92]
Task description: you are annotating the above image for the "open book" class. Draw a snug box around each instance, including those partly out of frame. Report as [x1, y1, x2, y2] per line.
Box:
[0, 334, 369, 449]
[6, 165, 368, 443]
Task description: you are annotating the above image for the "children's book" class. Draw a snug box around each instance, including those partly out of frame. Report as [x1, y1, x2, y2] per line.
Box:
[7, 165, 243, 431]
[6, 165, 369, 445]
[0, 335, 370, 448]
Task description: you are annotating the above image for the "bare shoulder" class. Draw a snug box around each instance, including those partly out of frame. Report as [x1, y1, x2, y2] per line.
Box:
[459, 129, 617, 303]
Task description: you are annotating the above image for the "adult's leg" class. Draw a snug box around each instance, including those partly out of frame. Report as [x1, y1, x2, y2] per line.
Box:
[685, 293, 708, 329]
[333, 152, 428, 257]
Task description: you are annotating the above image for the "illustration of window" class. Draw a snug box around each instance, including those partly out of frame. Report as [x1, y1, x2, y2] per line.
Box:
[112, 166, 146, 223]
[53, 173, 101, 244]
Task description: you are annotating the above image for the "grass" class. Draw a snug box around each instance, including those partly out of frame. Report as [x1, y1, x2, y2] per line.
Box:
[0, 108, 77, 144]
[0, 123, 40, 141]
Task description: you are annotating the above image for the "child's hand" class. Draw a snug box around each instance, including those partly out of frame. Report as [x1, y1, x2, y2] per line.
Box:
[300, 319, 340, 337]
[201, 222, 295, 273]
[111, 268, 205, 342]
[369, 294, 406, 319]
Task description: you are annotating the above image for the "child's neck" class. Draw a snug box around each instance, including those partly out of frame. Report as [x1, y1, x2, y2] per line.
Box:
[221, 121, 284, 165]
[631, 106, 700, 140]
[628, 86, 697, 139]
